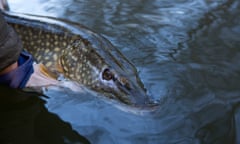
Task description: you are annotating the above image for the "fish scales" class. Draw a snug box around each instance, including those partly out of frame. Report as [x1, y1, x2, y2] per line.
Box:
[5, 14, 79, 70]
[11, 23, 72, 65]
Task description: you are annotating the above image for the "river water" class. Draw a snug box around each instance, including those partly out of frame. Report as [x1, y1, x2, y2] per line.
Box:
[4, 0, 240, 143]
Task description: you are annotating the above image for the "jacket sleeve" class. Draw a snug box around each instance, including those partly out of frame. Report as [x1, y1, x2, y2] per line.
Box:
[0, 11, 22, 71]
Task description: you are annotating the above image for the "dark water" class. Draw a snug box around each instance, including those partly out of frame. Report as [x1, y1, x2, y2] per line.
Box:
[2, 0, 240, 143]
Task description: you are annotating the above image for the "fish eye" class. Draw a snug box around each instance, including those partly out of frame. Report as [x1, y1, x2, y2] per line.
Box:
[102, 68, 113, 81]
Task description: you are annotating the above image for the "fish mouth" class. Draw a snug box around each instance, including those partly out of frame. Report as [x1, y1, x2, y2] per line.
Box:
[113, 81, 151, 106]
[97, 82, 151, 106]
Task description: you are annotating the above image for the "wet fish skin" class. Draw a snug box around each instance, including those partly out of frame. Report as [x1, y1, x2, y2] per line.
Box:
[3, 11, 151, 106]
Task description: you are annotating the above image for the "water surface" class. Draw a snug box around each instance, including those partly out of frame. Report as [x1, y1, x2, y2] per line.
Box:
[5, 0, 240, 143]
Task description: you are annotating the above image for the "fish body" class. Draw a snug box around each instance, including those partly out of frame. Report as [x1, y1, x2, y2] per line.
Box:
[2, 11, 151, 106]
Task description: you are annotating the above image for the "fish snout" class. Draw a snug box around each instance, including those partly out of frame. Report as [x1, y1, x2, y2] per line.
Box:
[116, 77, 151, 106]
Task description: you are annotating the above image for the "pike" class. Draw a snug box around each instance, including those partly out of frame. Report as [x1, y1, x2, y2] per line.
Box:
[2, 10, 151, 106]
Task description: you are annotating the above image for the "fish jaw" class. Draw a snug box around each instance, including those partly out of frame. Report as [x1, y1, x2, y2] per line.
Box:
[113, 80, 150, 106]
[116, 77, 150, 106]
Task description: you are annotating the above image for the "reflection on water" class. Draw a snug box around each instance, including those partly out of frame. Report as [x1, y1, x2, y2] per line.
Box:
[5, 0, 240, 143]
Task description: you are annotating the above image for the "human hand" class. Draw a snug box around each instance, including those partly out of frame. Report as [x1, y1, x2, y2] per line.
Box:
[25, 63, 59, 87]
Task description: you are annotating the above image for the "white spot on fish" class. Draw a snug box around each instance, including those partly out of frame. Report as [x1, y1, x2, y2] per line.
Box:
[72, 56, 78, 61]
[37, 55, 42, 60]
[54, 48, 60, 52]
[44, 56, 50, 60]
[63, 42, 67, 47]
[76, 75, 81, 80]
[46, 62, 52, 67]
[69, 74, 74, 78]
[46, 42, 50, 47]
[53, 54, 58, 61]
